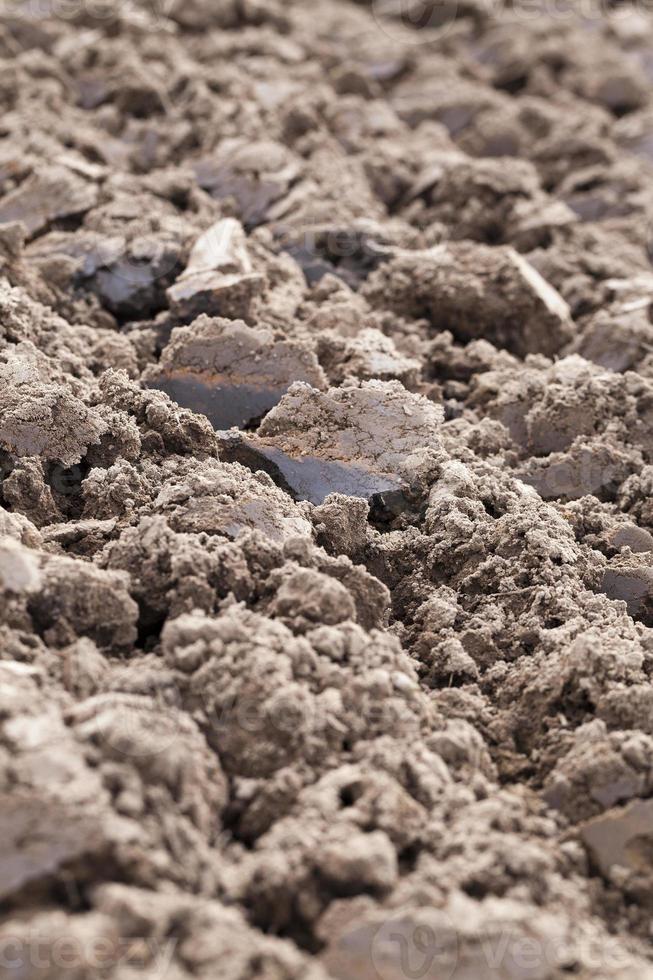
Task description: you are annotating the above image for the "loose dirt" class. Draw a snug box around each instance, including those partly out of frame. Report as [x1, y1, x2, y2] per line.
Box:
[3, 0, 653, 977]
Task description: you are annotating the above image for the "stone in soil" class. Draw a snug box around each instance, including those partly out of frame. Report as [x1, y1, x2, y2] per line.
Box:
[166, 218, 264, 321]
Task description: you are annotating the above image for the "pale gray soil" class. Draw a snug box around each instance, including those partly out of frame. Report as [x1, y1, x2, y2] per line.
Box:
[3, 1, 653, 977]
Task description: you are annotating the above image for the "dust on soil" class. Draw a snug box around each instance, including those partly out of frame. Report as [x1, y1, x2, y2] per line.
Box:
[3, 0, 653, 977]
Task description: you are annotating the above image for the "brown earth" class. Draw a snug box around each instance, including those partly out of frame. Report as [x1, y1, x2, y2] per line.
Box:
[3, 0, 653, 977]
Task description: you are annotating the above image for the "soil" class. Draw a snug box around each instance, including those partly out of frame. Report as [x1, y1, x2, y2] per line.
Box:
[4, 0, 653, 977]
